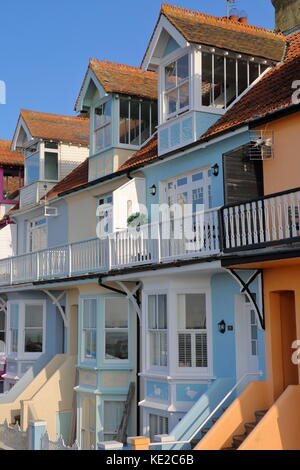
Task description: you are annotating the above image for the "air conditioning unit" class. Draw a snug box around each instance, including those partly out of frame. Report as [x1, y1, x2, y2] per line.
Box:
[247, 130, 274, 160]
[44, 206, 58, 217]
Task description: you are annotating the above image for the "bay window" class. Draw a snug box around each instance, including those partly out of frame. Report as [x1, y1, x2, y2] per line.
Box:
[105, 298, 128, 361]
[119, 97, 157, 146]
[177, 294, 207, 368]
[165, 54, 189, 118]
[82, 298, 97, 361]
[94, 101, 112, 152]
[148, 294, 167, 367]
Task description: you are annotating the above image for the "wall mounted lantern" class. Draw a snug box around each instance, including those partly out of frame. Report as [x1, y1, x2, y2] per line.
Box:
[211, 163, 219, 177]
[218, 319, 226, 334]
[150, 184, 157, 196]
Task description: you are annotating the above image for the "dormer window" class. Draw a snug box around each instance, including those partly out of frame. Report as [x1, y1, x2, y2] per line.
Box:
[201, 48, 269, 109]
[94, 100, 112, 152]
[164, 54, 189, 119]
[25, 141, 59, 185]
[119, 97, 157, 147]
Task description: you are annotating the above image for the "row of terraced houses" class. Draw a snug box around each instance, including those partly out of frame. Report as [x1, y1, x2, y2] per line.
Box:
[0, 1, 300, 451]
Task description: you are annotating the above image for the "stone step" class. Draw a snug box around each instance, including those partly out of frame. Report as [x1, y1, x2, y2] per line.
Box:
[232, 433, 247, 449]
[245, 422, 256, 435]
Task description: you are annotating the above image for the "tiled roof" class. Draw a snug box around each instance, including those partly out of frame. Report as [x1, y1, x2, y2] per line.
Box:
[200, 30, 300, 142]
[159, 3, 287, 61]
[20, 110, 90, 145]
[0, 140, 24, 166]
[119, 135, 158, 170]
[46, 158, 88, 199]
[76, 60, 157, 108]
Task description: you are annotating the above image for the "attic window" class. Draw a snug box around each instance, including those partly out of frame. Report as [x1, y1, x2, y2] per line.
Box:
[201, 50, 269, 109]
[164, 54, 189, 118]
[94, 100, 112, 152]
[119, 97, 157, 146]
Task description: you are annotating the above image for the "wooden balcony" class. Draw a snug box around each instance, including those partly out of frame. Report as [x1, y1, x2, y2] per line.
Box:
[222, 187, 300, 252]
[0, 208, 220, 286]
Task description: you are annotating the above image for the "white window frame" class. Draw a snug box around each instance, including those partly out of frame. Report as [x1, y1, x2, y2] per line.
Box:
[102, 399, 126, 441]
[103, 296, 129, 364]
[24, 141, 40, 186]
[42, 141, 60, 182]
[81, 297, 97, 364]
[97, 194, 113, 237]
[7, 300, 46, 360]
[26, 216, 48, 253]
[162, 50, 191, 122]
[175, 289, 212, 377]
[93, 99, 112, 155]
[144, 291, 168, 373]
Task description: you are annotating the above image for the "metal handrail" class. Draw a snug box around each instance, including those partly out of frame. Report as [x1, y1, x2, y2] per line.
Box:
[148, 371, 263, 448]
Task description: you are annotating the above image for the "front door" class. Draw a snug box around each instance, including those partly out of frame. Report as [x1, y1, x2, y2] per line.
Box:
[235, 295, 260, 389]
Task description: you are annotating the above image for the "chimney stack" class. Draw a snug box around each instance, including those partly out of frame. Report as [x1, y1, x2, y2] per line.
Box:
[239, 10, 248, 24]
[272, 0, 300, 33]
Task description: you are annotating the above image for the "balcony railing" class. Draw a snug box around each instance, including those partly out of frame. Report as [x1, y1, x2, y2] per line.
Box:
[222, 187, 300, 251]
[0, 208, 220, 286]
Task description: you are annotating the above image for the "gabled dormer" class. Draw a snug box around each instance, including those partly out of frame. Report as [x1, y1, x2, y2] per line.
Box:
[75, 59, 158, 182]
[11, 110, 89, 209]
[142, 3, 287, 156]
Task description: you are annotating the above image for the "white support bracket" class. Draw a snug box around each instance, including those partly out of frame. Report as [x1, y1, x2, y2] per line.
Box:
[0, 296, 7, 313]
[41, 290, 68, 327]
[115, 281, 142, 321]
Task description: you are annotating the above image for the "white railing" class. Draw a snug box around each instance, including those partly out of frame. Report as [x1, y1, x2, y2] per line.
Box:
[223, 188, 300, 250]
[0, 208, 220, 286]
[40, 431, 79, 450]
[0, 419, 29, 450]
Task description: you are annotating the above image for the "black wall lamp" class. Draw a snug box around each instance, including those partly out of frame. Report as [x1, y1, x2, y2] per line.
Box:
[218, 319, 226, 334]
[211, 163, 219, 177]
[150, 184, 157, 196]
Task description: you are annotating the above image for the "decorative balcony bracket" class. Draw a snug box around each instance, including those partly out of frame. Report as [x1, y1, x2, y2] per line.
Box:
[226, 269, 265, 329]
[41, 290, 68, 327]
[115, 281, 142, 321]
[0, 296, 6, 313]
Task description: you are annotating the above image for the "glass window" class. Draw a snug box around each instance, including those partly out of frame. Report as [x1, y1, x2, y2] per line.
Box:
[44, 141, 58, 149]
[105, 298, 128, 360]
[165, 54, 189, 117]
[97, 194, 113, 236]
[238, 59, 248, 95]
[82, 299, 97, 361]
[119, 98, 156, 146]
[103, 401, 125, 441]
[250, 309, 258, 356]
[0, 311, 5, 354]
[10, 305, 18, 354]
[24, 304, 43, 353]
[149, 414, 168, 441]
[226, 57, 237, 107]
[177, 294, 207, 368]
[25, 151, 40, 185]
[44, 152, 58, 180]
[148, 294, 167, 367]
[202, 52, 213, 107]
[28, 217, 47, 253]
[94, 101, 112, 152]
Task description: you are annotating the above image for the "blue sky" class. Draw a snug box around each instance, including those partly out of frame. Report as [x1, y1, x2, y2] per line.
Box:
[0, 0, 274, 140]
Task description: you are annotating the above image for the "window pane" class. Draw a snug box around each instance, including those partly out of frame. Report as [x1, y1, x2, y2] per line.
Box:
[25, 304, 43, 327]
[0, 331, 5, 353]
[26, 152, 40, 185]
[44, 152, 58, 180]
[178, 333, 192, 367]
[119, 98, 129, 144]
[83, 299, 97, 328]
[11, 330, 18, 353]
[177, 55, 189, 84]
[148, 295, 156, 329]
[95, 101, 111, 128]
[226, 57, 237, 107]
[185, 294, 206, 329]
[0, 312, 5, 331]
[105, 298, 128, 328]
[84, 330, 96, 359]
[179, 82, 189, 109]
[25, 328, 43, 352]
[213, 55, 225, 108]
[105, 331, 128, 360]
[249, 62, 259, 84]
[195, 333, 207, 367]
[165, 61, 176, 90]
[129, 100, 140, 145]
[151, 102, 158, 135]
[45, 141, 58, 149]
[202, 52, 213, 107]
[160, 332, 168, 366]
[141, 101, 150, 144]
[104, 401, 125, 435]
[238, 59, 248, 95]
[166, 89, 177, 115]
[157, 295, 167, 329]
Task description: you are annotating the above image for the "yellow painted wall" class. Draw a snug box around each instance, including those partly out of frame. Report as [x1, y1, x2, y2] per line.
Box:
[255, 112, 300, 195]
[239, 385, 300, 450]
[194, 381, 271, 450]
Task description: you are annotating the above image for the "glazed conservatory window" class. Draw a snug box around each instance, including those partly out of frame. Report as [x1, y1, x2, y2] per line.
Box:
[177, 294, 207, 368]
[149, 414, 168, 441]
[201, 51, 269, 109]
[82, 299, 97, 361]
[165, 54, 189, 118]
[94, 101, 112, 152]
[25, 143, 40, 185]
[103, 401, 125, 441]
[148, 294, 167, 367]
[24, 304, 43, 353]
[119, 97, 157, 146]
[105, 298, 128, 361]
[9, 304, 19, 353]
[0, 311, 5, 353]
